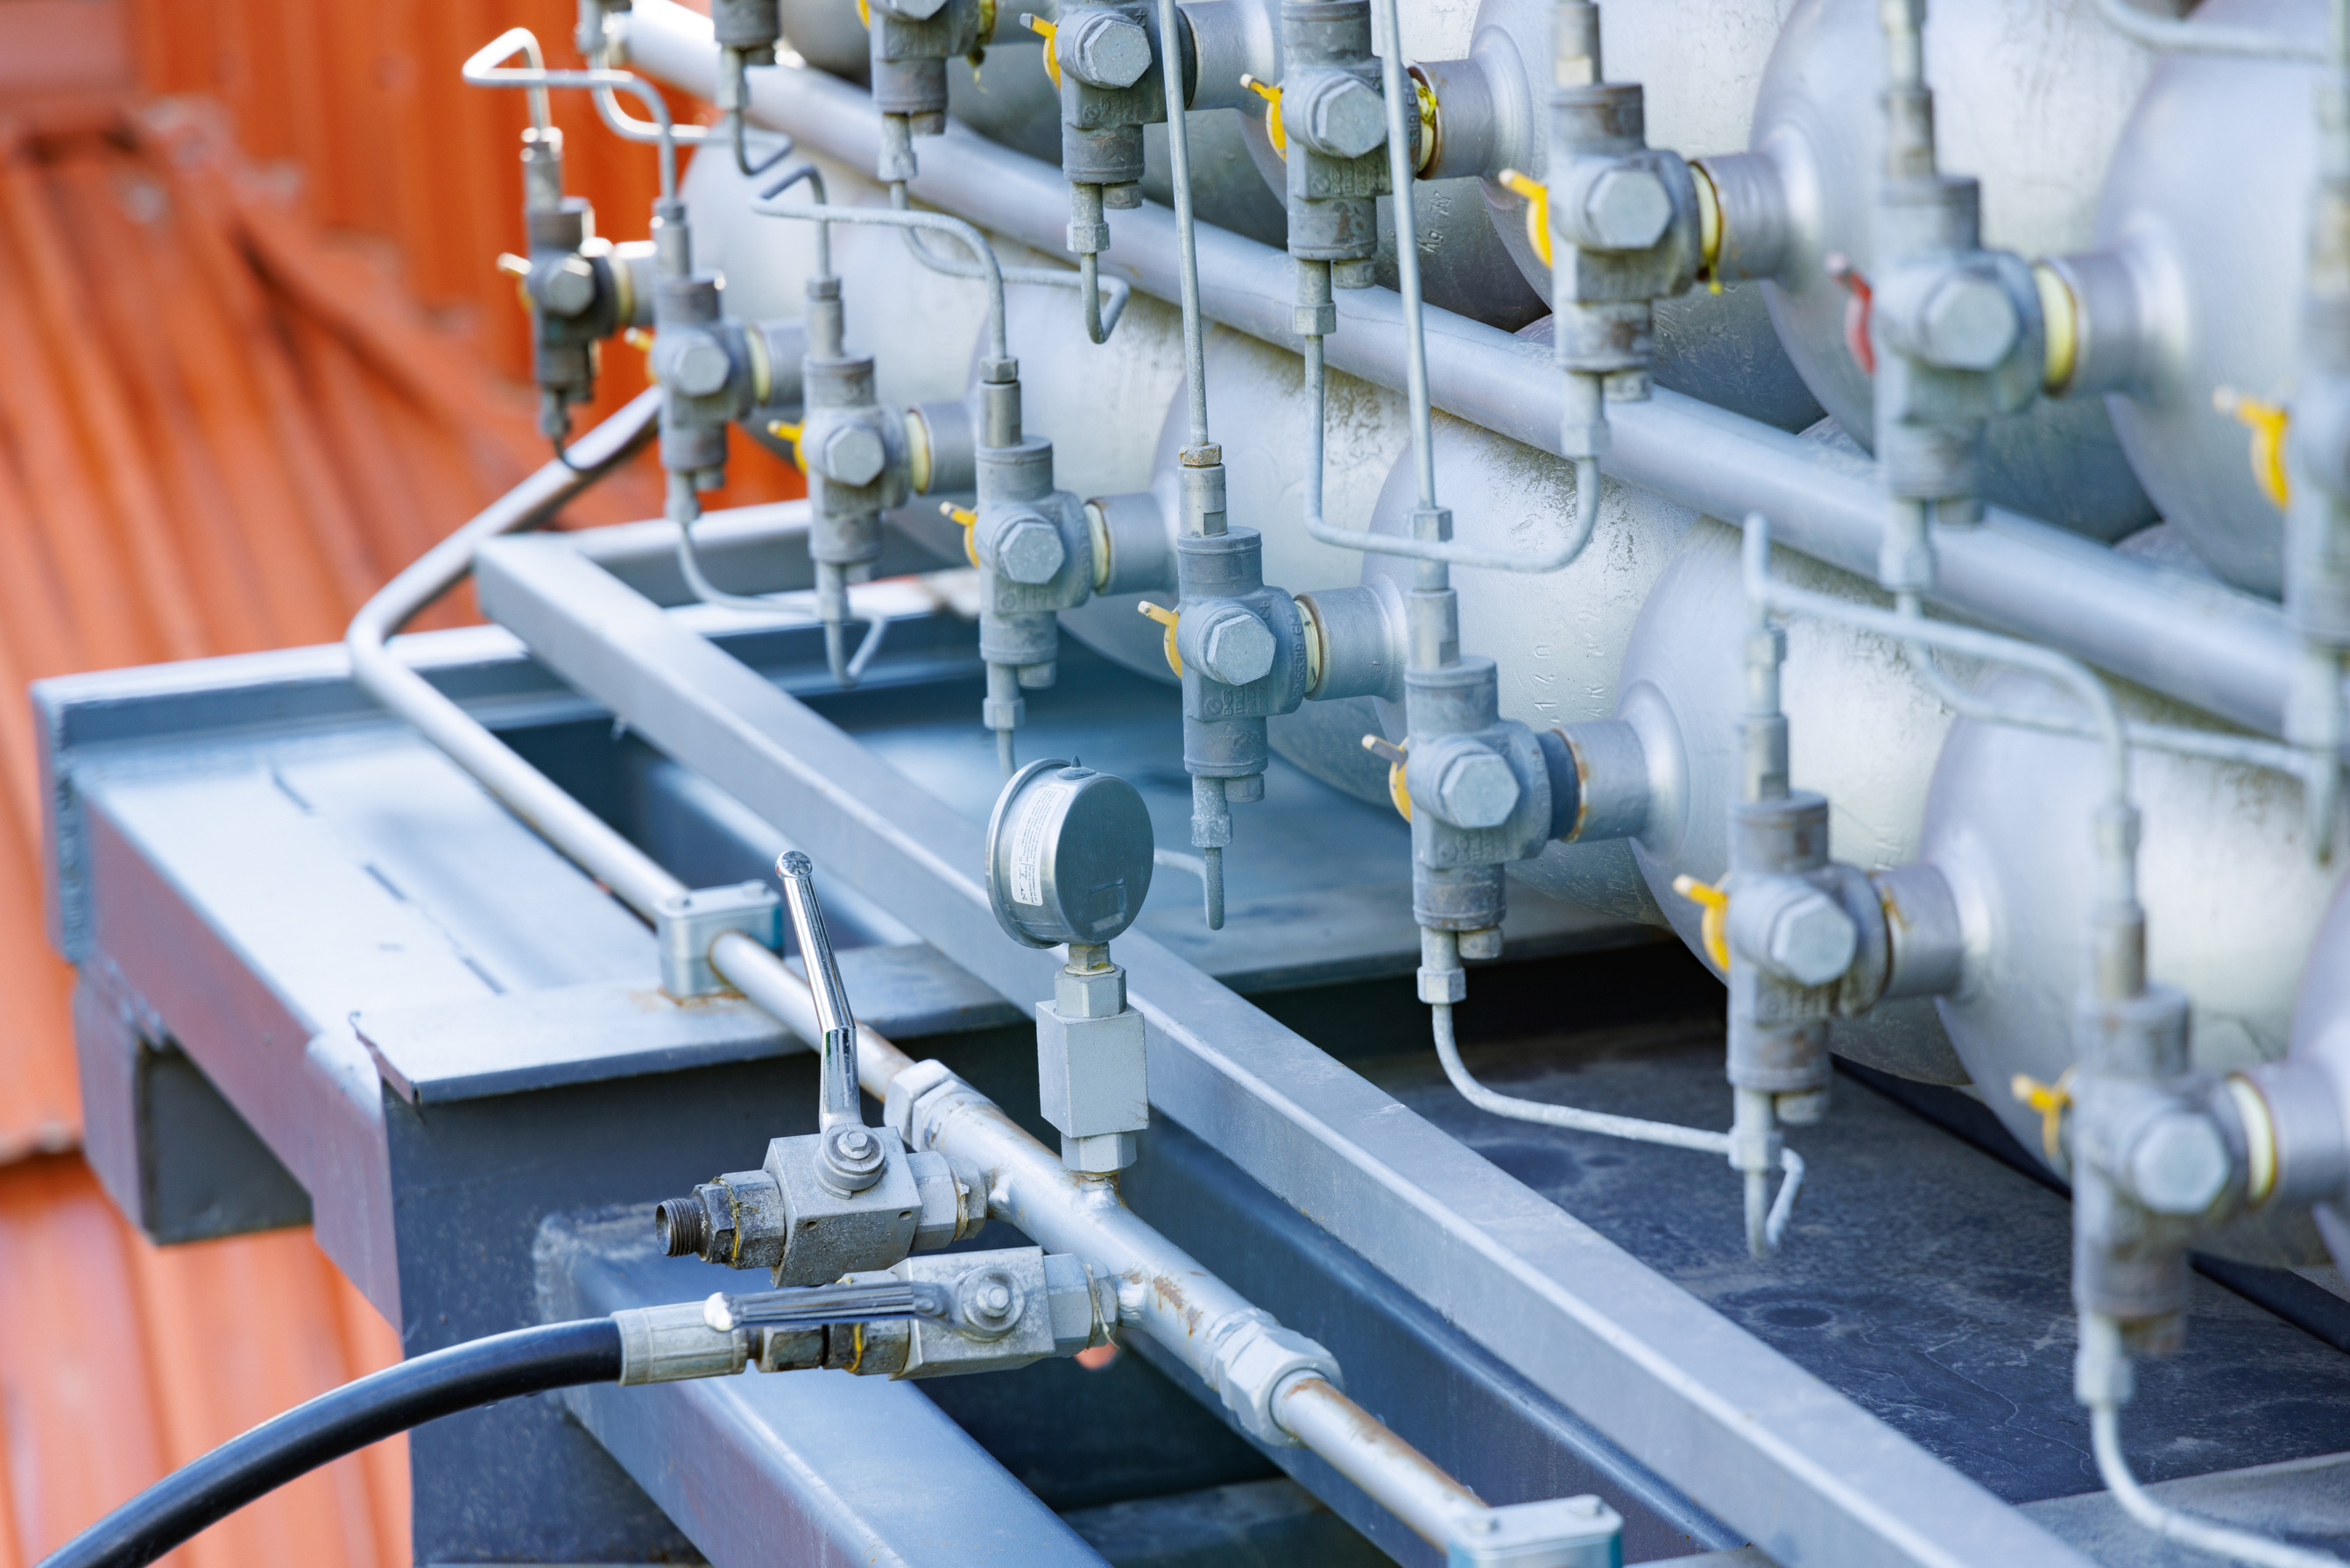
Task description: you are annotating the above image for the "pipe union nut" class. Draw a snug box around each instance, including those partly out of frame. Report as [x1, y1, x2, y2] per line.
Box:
[1578, 166, 1672, 252]
[992, 513, 1068, 584]
[1213, 1317, 1342, 1447]
[1432, 745, 1521, 830]
[1193, 605, 1277, 687]
[1918, 272, 2022, 372]
[817, 422, 889, 487]
[1292, 74, 1387, 160]
[661, 329, 734, 399]
[2127, 1112, 2232, 1216]
[1062, 11, 1153, 88]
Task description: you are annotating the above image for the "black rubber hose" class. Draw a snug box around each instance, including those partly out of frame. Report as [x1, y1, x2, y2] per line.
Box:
[39, 1318, 624, 1568]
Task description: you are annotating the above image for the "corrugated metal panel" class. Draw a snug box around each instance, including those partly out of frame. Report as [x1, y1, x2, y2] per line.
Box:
[0, 4, 770, 1559]
[0, 1155, 411, 1568]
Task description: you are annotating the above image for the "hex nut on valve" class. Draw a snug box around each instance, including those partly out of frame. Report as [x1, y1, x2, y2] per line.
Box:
[1293, 74, 1387, 159]
[1764, 888, 1860, 988]
[956, 1266, 1026, 1339]
[1193, 605, 1277, 687]
[1919, 272, 2021, 371]
[818, 423, 889, 487]
[2128, 1113, 2232, 1216]
[531, 254, 597, 317]
[1580, 166, 1674, 251]
[665, 331, 734, 399]
[994, 514, 1068, 584]
[1062, 11, 1152, 88]
[1432, 747, 1522, 830]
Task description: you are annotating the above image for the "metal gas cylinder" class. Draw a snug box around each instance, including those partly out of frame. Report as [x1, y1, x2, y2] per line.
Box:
[1465, 0, 1824, 429]
[1741, 0, 2157, 536]
[1613, 512, 1972, 1084]
[1921, 672, 2346, 1263]
[2085, 0, 2321, 596]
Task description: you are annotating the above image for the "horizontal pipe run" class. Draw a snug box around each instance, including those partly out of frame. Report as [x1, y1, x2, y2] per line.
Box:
[1276, 1375, 1484, 1546]
[619, 0, 2334, 747]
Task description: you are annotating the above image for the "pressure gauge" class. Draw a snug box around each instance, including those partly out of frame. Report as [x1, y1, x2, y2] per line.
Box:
[985, 759, 1155, 948]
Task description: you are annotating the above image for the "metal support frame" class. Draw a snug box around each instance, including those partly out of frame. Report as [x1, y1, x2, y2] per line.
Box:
[469, 525, 2092, 1567]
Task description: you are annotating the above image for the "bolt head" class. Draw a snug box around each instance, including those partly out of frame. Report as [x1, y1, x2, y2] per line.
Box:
[667, 332, 734, 398]
[1196, 608, 1276, 687]
[838, 1127, 872, 1157]
[1580, 166, 1673, 251]
[1919, 272, 2021, 371]
[995, 514, 1067, 584]
[1765, 889, 1859, 988]
[818, 422, 887, 487]
[1432, 746, 1521, 830]
[1298, 74, 1387, 159]
[1064, 12, 1152, 88]
[2129, 1113, 2231, 1215]
[534, 254, 597, 317]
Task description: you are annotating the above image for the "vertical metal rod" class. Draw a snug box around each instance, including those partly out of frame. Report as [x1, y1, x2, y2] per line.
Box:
[779, 851, 863, 1129]
[1158, 0, 1211, 449]
[1372, 0, 1436, 512]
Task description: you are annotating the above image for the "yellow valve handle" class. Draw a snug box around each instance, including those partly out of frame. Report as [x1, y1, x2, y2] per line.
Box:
[940, 501, 980, 569]
[1360, 734, 1411, 821]
[623, 327, 655, 352]
[1241, 74, 1287, 159]
[2214, 388, 2290, 510]
[1670, 874, 1731, 973]
[1498, 168, 1550, 268]
[767, 419, 810, 476]
[857, 0, 870, 25]
[1413, 75, 1436, 175]
[498, 252, 533, 309]
[2009, 1069, 2076, 1164]
[1021, 14, 1062, 88]
[1137, 600, 1182, 676]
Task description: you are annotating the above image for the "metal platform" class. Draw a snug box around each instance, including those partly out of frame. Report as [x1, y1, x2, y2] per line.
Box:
[35, 509, 2350, 1567]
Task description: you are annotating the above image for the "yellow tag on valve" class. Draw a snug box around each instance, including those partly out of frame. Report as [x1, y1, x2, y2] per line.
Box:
[1669, 874, 1731, 973]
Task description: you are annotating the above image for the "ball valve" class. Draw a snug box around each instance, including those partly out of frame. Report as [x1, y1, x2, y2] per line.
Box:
[653, 853, 988, 1285]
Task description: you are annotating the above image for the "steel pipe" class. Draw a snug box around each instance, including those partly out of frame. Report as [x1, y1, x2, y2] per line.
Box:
[1275, 1375, 1484, 1546]
[618, 0, 2339, 747]
[344, 387, 683, 920]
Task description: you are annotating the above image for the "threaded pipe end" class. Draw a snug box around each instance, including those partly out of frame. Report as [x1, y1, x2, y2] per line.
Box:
[654, 1197, 707, 1258]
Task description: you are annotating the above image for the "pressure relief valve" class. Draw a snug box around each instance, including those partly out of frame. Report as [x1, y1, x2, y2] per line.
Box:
[988, 759, 1157, 1173]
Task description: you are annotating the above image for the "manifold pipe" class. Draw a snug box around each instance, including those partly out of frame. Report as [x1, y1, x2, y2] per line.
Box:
[706, 929, 1487, 1547]
[349, 402, 1489, 1552]
[617, 0, 2341, 748]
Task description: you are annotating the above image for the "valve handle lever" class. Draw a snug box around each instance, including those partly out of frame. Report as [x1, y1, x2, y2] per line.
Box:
[704, 1278, 950, 1332]
[779, 851, 862, 1130]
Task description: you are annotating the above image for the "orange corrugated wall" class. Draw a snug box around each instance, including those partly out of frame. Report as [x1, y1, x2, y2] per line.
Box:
[0, 2, 773, 1562]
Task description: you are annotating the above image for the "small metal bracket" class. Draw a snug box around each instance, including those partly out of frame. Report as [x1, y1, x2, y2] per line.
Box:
[1445, 1494, 1623, 1567]
[655, 880, 781, 998]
